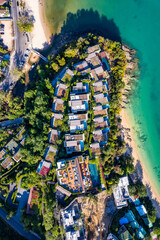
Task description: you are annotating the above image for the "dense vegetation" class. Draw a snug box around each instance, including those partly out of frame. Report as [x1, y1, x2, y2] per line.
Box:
[17, 15, 33, 32]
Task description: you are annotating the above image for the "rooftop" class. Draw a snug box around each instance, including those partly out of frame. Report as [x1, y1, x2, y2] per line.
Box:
[5, 139, 19, 155]
[1, 157, 13, 169]
[87, 45, 101, 54]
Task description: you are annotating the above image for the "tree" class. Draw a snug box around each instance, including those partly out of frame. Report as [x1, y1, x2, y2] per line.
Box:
[51, 62, 60, 72]
[17, 15, 33, 32]
[10, 67, 23, 79]
[153, 218, 160, 235]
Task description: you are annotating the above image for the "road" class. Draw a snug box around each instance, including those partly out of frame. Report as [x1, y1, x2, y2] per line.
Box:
[0, 207, 41, 240]
[0, 0, 27, 91]
[0, 117, 23, 128]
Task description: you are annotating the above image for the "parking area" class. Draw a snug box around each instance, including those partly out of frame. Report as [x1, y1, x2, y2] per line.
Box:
[0, 20, 13, 51]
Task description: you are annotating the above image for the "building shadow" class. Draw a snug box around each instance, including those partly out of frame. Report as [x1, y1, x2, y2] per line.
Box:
[41, 8, 121, 55]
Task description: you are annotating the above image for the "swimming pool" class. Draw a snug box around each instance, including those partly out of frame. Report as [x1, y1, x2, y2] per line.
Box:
[89, 164, 100, 187]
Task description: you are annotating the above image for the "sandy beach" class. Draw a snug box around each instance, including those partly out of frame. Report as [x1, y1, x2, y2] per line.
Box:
[24, 0, 51, 49]
[121, 51, 160, 216]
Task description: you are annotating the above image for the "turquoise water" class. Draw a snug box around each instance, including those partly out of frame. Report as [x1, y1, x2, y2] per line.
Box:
[45, 0, 160, 197]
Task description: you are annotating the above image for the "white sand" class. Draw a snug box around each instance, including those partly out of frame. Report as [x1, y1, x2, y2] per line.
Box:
[24, 0, 47, 49]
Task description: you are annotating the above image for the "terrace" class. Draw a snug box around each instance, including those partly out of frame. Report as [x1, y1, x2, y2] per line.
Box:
[64, 140, 84, 154]
[71, 82, 89, 94]
[99, 51, 110, 71]
[48, 129, 60, 144]
[93, 129, 108, 142]
[51, 113, 63, 128]
[65, 134, 85, 141]
[52, 98, 64, 113]
[90, 67, 108, 81]
[61, 69, 74, 83]
[69, 113, 88, 121]
[44, 145, 57, 162]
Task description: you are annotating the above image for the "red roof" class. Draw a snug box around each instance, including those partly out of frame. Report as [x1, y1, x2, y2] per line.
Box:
[39, 166, 50, 177]
[100, 52, 106, 59]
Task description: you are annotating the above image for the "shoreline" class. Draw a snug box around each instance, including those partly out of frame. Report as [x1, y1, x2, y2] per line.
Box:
[121, 50, 160, 216]
[39, 0, 51, 44]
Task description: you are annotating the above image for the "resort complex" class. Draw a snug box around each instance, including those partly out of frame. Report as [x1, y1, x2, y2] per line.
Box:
[0, 31, 159, 240]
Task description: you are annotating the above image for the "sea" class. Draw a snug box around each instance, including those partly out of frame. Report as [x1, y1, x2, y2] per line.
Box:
[45, 0, 160, 198]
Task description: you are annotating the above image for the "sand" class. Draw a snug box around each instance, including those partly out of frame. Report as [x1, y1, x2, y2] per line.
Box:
[24, 0, 51, 49]
[0, 20, 13, 52]
[121, 50, 160, 216]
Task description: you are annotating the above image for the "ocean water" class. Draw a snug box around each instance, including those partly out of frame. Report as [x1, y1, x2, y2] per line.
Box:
[45, 0, 160, 197]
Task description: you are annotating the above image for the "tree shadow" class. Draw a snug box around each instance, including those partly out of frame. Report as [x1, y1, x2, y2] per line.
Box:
[41, 8, 121, 55]
[145, 184, 160, 218]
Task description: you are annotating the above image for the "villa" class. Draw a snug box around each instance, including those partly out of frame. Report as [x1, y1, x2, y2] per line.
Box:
[68, 119, 87, 133]
[90, 143, 101, 155]
[5, 139, 19, 155]
[26, 186, 39, 214]
[64, 138, 84, 154]
[37, 160, 51, 177]
[52, 68, 74, 86]
[12, 151, 21, 162]
[118, 225, 132, 240]
[113, 176, 130, 209]
[1, 156, 13, 169]
[93, 116, 108, 128]
[90, 66, 108, 81]
[44, 145, 57, 162]
[51, 113, 63, 128]
[52, 98, 64, 113]
[93, 80, 108, 93]
[48, 129, 60, 144]
[57, 156, 92, 193]
[71, 82, 89, 94]
[0, 148, 7, 160]
[87, 44, 101, 54]
[70, 93, 90, 101]
[86, 52, 102, 68]
[69, 100, 88, 113]
[69, 113, 88, 121]
[55, 83, 68, 98]
[94, 93, 108, 104]
[93, 129, 108, 143]
[93, 105, 108, 116]
[74, 61, 91, 75]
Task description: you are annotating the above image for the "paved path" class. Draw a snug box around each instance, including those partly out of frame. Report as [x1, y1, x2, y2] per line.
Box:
[0, 117, 23, 128]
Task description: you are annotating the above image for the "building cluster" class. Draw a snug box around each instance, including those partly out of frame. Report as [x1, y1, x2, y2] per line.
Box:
[61, 200, 85, 240]
[0, 128, 25, 170]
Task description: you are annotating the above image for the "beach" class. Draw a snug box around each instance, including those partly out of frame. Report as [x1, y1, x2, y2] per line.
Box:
[24, 0, 51, 49]
[121, 56, 160, 216]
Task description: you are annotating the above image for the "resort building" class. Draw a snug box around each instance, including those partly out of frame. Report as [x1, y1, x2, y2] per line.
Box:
[5, 139, 19, 155]
[51, 113, 63, 128]
[64, 135, 84, 154]
[52, 98, 64, 113]
[0, 148, 7, 160]
[52, 68, 74, 86]
[70, 93, 90, 101]
[93, 80, 108, 93]
[86, 52, 102, 68]
[61, 201, 85, 240]
[1, 156, 13, 169]
[44, 145, 57, 162]
[113, 176, 130, 209]
[57, 156, 92, 193]
[12, 151, 21, 162]
[90, 66, 108, 81]
[69, 113, 88, 121]
[48, 129, 60, 145]
[55, 83, 68, 98]
[93, 116, 108, 129]
[26, 186, 39, 214]
[71, 82, 89, 94]
[94, 93, 109, 104]
[90, 143, 101, 155]
[93, 105, 108, 116]
[74, 61, 91, 75]
[68, 119, 87, 133]
[69, 99, 88, 113]
[87, 44, 101, 54]
[93, 129, 108, 143]
[37, 160, 51, 177]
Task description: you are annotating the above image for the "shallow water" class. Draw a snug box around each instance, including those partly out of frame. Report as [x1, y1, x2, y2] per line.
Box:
[45, 0, 160, 197]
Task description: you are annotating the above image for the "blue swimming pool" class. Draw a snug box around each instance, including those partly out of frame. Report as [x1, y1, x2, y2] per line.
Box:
[89, 164, 100, 187]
